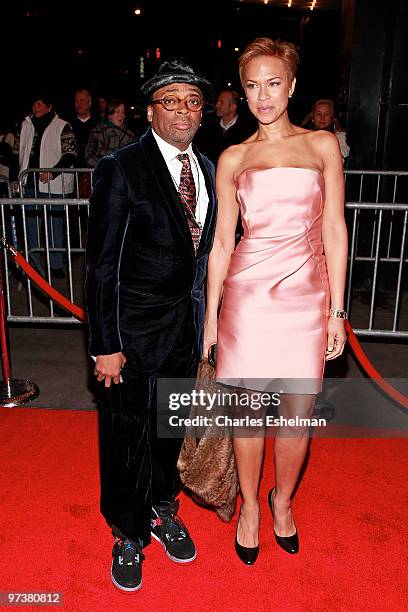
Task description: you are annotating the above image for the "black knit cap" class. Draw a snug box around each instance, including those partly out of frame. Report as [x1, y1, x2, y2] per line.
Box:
[140, 58, 214, 103]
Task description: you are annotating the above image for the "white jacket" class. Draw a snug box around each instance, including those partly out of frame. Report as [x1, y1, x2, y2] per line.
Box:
[335, 130, 350, 161]
[19, 114, 74, 194]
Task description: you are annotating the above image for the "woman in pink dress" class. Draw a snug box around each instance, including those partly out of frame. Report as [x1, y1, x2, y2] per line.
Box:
[204, 38, 348, 565]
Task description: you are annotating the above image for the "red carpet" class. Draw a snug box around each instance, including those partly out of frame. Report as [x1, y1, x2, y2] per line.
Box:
[0, 407, 407, 612]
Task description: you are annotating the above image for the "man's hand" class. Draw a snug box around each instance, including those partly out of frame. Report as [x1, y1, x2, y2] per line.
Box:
[39, 171, 52, 183]
[94, 352, 126, 387]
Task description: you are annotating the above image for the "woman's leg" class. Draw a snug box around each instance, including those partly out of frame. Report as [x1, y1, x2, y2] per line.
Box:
[233, 436, 264, 547]
[232, 388, 267, 547]
[272, 394, 316, 536]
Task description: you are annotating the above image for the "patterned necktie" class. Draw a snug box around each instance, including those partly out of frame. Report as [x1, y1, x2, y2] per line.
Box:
[177, 153, 201, 252]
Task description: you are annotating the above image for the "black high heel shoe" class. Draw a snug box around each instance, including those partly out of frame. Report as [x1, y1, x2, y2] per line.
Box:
[268, 487, 299, 554]
[235, 506, 259, 566]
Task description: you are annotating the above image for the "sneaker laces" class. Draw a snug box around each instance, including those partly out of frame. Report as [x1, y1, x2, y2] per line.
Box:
[117, 539, 145, 565]
[155, 500, 188, 542]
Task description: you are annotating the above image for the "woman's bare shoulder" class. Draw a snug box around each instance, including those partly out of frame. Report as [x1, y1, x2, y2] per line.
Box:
[292, 125, 313, 136]
[218, 141, 252, 171]
[306, 128, 339, 150]
[310, 131, 342, 169]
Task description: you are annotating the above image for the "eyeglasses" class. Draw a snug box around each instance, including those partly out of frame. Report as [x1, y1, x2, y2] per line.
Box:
[150, 94, 203, 112]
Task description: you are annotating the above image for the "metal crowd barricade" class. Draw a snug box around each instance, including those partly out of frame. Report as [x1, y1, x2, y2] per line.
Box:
[0, 169, 406, 339]
[17, 168, 92, 262]
[1, 166, 92, 324]
[0, 175, 18, 252]
[0, 196, 89, 323]
[18, 167, 93, 199]
[344, 170, 408, 338]
[0, 174, 12, 197]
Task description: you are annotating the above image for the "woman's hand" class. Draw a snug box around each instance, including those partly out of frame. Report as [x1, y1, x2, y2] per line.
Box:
[325, 318, 347, 360]
[203, 319, 217, 361]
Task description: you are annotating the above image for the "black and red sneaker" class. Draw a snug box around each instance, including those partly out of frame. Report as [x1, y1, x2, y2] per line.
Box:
[111, 537, 144, 592]
[151, 500, 196, 563]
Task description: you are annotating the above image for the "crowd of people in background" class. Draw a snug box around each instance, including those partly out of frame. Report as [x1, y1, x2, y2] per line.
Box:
[0, 88, 146, 188]
[0, 86, 350, 190]
[0, 85, 350, 278]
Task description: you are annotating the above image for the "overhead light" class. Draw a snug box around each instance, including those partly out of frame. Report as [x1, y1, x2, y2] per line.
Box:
[134, 8, 142, 15]
[310, 0, 317, 10]
[234, 47, 240, 52]
[288, 0, 292, 6]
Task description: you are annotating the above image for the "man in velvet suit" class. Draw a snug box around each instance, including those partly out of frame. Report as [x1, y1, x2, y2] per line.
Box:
[85, 60, 216, 592]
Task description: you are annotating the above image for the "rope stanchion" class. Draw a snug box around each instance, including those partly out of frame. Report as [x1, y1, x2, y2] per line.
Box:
[2, 240, 408, 411]
[0, 248, 11, 384]
[345, 321, 408, 410]
[10, 248, 86, 322]
[0, 241, 39, 407]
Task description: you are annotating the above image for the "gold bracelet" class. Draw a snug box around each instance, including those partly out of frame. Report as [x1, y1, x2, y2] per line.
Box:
[329, 308, 348, 319]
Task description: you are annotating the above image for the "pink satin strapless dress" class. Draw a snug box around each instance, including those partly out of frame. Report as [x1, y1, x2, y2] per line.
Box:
[216, 167, 330, 393]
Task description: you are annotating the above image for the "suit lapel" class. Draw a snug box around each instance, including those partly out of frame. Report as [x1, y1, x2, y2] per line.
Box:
[194, 147, 217, 257]
[140, 129, 194, 256]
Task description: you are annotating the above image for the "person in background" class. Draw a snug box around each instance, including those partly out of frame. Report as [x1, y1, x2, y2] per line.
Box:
[303, 98, 350, 163]
[96, 94, 107, 120]
[84, 97, 135, 168]
[14, 91, 77, 277]
[70, 88, 98, 167]
[0, 125, 15, 179]
[197, 89, 254, 241]
[197, 89, 253, 164]
[0, 125, 15, 196]
[70, 87, 98, 197]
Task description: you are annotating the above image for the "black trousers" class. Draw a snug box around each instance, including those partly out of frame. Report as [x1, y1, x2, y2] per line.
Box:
[98, 312, 199, 547]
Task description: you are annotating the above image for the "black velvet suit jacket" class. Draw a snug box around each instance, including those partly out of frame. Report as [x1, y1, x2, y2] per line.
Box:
[85, 128, 217, 372]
